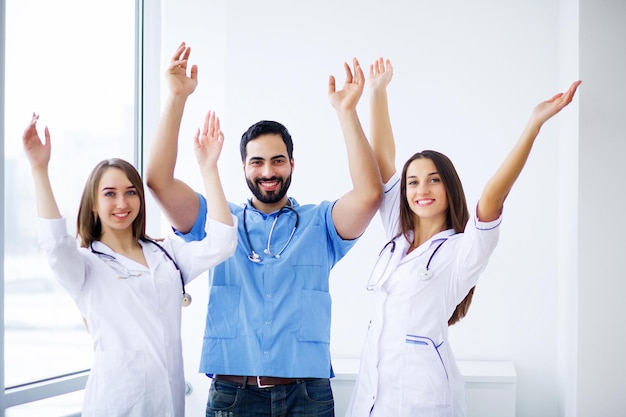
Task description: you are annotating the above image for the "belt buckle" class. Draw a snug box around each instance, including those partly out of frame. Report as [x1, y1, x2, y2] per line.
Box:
[256, 376, 275, 388]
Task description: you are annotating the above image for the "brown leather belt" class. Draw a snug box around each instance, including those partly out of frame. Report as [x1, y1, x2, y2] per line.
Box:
[214, 375, 299, 388]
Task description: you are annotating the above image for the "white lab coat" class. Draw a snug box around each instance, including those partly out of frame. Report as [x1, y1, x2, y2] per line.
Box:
[37, 215, 237, 417]
[346, 173, 501, 417]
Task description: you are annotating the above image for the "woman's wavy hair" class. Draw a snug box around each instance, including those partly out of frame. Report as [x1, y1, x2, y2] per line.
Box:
[76, 159, 148, 248]
[398, 150, 473, 325]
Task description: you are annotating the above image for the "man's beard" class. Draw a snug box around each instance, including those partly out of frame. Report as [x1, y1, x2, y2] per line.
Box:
[246, 174, 292, 205]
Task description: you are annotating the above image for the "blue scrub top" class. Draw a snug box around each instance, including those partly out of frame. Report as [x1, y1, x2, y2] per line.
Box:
[176, 194, 357, 378]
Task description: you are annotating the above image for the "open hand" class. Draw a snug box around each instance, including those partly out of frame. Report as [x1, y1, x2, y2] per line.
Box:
[368, 57, 393, 91]
[328, 58, 365, 111]
[22, 113, 51, 169]
[166, 41, 198, 97]
[531, 80, 581, 126]
[193, 111, 224, 169]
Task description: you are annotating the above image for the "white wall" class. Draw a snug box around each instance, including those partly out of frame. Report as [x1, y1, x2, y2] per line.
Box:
[145, 1, 625, 416]
[577, 1, 626, 416]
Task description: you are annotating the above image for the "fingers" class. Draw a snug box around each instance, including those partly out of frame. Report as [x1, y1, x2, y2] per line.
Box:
[193, 128, 201, 148]
[370, 58, 392, 78]
[547, 92, 564, 103]
[565, 80, 582, 101]
[23, 113, 39, 141]
[343, 62, 353, 84]
[374, 57, 383, 75]
[198, 111, 224, 143]
[328, 75, 336, 94]
[44, 126, 51, 146]
[171, 41, 189, 62]
[385, 58, 393, 72]
[169, 42, 193, 75]
[353, 58, 364, 84]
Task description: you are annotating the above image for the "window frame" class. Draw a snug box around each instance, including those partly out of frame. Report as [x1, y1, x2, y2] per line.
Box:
[0, 0, 163, 414]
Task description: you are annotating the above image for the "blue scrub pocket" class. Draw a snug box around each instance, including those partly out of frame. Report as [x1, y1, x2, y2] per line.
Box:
[206, 285, 241, 338]
[298, 289, 331, 343]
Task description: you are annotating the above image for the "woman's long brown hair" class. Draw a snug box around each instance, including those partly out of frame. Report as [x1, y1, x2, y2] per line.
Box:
[398, 150, 473, 326]
[76, 159, 148, 248]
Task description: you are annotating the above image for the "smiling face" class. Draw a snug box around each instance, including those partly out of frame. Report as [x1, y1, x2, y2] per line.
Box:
[405, 157, 448, 225]
[93, 167, 141, 235]
[243, 133, 294, 211]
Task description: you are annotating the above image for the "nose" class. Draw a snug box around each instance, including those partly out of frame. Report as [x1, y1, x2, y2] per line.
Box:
[416, 181, 430, 195]
[116, 194, 129, 208]
[261, 164, 274, 179]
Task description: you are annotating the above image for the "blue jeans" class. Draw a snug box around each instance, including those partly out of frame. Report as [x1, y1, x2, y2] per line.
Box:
[206, 378, 335, 417]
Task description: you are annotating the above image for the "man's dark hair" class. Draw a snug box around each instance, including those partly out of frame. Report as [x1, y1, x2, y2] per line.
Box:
[240, 120, 294, 161]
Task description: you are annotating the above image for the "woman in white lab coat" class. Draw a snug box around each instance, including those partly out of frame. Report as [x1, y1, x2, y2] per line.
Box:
[22, 109, 237, 417]
[346, 59, 580, 417]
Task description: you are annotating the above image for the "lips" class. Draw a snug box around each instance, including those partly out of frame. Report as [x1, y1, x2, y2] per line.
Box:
[257, 179, 281, 192]
[112, 212, 131, 219]
[416, 199, 435, 206]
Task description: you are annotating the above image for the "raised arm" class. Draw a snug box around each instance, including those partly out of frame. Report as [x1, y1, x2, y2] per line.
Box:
[145, 42, 201, 233]
[328, 58, 383, 240]
[477, 81, 581, 222]
[23, 113, 61, 219]
[193, 111, 233, 226]
[368, 58, 396, 183]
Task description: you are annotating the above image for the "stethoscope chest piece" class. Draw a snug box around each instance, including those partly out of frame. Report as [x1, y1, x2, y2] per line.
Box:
[182, 293, 192, 307]
[418, 268, 433, 280]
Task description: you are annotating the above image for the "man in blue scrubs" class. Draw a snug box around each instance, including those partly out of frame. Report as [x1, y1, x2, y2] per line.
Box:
[146, 42, 382, 417]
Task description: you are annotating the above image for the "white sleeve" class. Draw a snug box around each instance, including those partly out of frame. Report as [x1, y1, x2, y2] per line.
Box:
[37, 217, 87, 297]
[379, 172, 402, 241]
[165, 214, 238, 284]
[448, 213, 502, 306]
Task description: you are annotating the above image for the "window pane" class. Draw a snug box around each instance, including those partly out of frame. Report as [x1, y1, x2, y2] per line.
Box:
[4, 0, 135, 387]
[6, 390, 83, 417]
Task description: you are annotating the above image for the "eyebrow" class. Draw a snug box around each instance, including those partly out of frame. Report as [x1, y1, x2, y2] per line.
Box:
[248, 155, 288, 162]
[407, 171, 439, 178]
[101, 185, 136, 192]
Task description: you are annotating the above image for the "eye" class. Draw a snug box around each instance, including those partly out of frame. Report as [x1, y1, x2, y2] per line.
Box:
[273, 158, 286, 165]
[126, 189, 137, 196]
[429, 177, 441, 183]
[249, 160, 262, 167]
[407, 179, 418, 186]
[104, 191, 115, 197]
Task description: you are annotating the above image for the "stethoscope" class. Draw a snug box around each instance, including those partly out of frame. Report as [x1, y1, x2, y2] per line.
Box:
[90, 239, 192, 307]
[366, 237, 449, 291]
[242, 203, 300, 263]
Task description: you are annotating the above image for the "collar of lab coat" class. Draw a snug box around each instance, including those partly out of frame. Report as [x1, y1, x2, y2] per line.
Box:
[90, 239, 169, 273]
[399, 228, 456, 262]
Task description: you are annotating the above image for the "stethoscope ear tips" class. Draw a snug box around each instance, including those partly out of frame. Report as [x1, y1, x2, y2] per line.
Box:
[182, 293, 192, 307]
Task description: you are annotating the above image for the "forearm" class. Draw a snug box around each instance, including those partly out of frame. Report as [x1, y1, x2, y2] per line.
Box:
[337, 108, 382, 201]
[31, 167, 61, 219]
[146, 93, 201, 232]
[199, 165, 233, 226]
[369, 88, 396, 182]
[145, 93, 188, 192]
[478, 121, 540, 221]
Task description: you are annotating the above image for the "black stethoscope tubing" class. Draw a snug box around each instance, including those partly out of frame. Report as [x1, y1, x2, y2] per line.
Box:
[366, 236, 449, 290]
[242, 203, 300, 263]
[90, 238, 192, 307]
